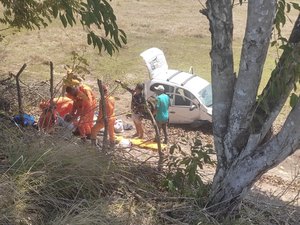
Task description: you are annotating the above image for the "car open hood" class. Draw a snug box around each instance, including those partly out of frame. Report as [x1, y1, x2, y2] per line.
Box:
[140, 47, 168, 79]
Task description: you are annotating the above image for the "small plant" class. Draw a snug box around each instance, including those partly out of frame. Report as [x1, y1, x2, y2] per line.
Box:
[163, 137, 215, 198]
[64, 50, 91, 79]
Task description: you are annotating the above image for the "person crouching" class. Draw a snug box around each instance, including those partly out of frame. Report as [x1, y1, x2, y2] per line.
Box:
[65, 85, 96, 140]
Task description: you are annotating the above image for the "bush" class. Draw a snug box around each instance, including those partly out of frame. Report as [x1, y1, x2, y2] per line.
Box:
[163, 137, 215, 199]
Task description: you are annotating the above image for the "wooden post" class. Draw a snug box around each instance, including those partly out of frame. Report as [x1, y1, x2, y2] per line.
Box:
[44, 61, 55, 131]
[15, 64, 27, 114]
[97, 79, 108, 149]
[145, 105, 163, 171]
[49, 62, 54, 104]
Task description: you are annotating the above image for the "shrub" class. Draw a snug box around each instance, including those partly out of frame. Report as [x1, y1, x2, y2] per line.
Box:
[163, 137, 215, 199]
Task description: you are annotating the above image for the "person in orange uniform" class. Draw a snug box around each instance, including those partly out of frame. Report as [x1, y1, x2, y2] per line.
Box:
[38, 96, 74, 132]
[91, 84, 116, 147]
[65, 84, 97, 140]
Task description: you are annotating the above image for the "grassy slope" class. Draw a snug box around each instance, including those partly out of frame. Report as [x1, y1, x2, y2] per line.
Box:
[1, 0, 224, 85]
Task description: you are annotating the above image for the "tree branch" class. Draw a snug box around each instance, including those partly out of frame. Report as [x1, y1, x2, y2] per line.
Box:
[206, 0, 235, 165]
[14, 64, 27, 114]
[251, 15, 300, 142]
[225, 0, 277, 160]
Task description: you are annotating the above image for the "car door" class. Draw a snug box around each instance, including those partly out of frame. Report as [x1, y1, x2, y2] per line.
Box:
[169, 87, 200, 124]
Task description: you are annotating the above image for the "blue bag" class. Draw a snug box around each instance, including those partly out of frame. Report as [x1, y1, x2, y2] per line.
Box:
[13, 113, 35, 126]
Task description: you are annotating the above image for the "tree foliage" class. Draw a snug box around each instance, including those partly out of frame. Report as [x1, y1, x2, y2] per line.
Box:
[0, 0, 126, 55]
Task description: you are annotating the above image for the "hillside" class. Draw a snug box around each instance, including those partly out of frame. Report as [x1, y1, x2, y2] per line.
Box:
[1, 0, 300, 224]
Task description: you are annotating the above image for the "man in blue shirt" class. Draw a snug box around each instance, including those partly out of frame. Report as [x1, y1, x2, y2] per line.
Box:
[154, 85, 170, 144]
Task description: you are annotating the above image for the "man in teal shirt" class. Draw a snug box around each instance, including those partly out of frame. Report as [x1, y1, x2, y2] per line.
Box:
[154, 85, 170, 144]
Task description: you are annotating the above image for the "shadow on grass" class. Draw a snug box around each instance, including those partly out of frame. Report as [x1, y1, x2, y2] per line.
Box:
[170, 122, 213, 134]
[241, 189, 300, 225]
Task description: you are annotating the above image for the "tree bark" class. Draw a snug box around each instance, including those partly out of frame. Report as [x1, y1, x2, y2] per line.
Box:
[252, 15, 300, 138]
[205, 0, 235, 191]
[207, 99, 300, 217]
[205, 0, 300, 219]
[225, 0, 277, 156]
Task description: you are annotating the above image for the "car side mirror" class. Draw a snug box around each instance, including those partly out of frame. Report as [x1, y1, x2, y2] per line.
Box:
[190, 104, 197, 111]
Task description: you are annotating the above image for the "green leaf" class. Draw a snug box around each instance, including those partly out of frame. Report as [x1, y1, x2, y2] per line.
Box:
[278, 37, 288, 43]
[290, 93, 299, 108]
[291, 2, 300, 10]
[59, 13, 68, 28]
[279, 44, 293, 54]
[105, 40, 114, 56]
[66, 12, 74, 26]
[51, 5, 58, 18]
[271, 40, 277, 47]
[286, 3, 291, 13]
[278, 0, 285, 11]
[96, 37, 103, 53]
[167, 180, 176, 192]
[87, 34, 92, 45]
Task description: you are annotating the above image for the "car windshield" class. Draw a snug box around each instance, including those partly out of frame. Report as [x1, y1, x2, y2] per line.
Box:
[198, 84, 212, 107]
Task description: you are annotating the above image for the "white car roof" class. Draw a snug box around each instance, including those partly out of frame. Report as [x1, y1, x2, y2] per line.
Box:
[153, 69, 210, 93]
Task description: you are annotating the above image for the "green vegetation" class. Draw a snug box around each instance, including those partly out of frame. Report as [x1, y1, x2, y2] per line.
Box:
[0, 0, 126, 56]
[164, 137, 214, 198]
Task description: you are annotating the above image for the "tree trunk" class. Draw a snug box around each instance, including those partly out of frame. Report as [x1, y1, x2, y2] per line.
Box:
[207, 99, 300, 217]
[204, 0, 300, 219]
[205, 0, 235, 194]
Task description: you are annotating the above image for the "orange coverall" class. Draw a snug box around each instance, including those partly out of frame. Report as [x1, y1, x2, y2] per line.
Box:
[38, 97, 73, 131]
[67, 84, 97, 138]
[91, 95, 116, 143]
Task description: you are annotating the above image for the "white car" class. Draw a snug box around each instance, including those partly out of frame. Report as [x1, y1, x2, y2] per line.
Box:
[140, 47, 212, 125]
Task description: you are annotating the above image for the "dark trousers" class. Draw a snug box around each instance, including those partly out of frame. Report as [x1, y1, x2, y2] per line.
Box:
[156, 120, 168, 143]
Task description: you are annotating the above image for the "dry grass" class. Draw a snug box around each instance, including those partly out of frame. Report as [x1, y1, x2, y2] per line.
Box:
[1, 1, 300, 224]
[0, 120, 214, 225]
[1, 118, 300, 225]
[0, 0, 298, 88]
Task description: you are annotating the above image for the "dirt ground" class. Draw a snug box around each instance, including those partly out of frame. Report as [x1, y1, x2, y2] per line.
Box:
[114, 91, 300, 206]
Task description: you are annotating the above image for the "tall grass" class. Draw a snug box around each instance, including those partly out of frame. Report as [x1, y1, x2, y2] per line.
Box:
[1, 119, 300, 224]
[0, 120, 162, 224]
